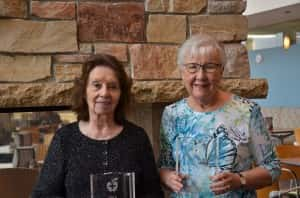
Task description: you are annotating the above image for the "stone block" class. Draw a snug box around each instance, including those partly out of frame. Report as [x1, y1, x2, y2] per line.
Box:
[78, 2, 145, 42]
[53, 54, 90, 63]
[129, 44, 179, 79]
[0, 83, 74, 108]
[94, 43, 128, 62]
[31, 1, 75, 19]
[146, 0, 206, 13]
[79, 43, 93, 54]
[145, 0, 168, 12]
[208, 0, 246, 14]
[55, 64, 82, 82]
[189, 15, 248, 41]
[0, 0, 27, 18]
[147, 14, 186, 43]
[0, 79, 268, 108]
[168, 0, 206, 13]
[0, 19, 78, 53]
[132, 79, 268, 103]
[0, 55, 51, 82]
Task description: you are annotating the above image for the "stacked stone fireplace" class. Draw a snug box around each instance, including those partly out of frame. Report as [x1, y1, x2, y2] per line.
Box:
[0, 0, 267, 157]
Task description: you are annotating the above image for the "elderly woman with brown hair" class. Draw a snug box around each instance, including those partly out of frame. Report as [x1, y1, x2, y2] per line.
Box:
[158, 34, 280, 197]
[32, 54, 164, 198]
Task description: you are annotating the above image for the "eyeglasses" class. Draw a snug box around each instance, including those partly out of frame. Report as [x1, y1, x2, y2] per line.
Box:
[183, 63, 222, 73]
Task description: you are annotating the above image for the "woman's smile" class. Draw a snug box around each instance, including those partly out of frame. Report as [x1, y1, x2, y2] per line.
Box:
[192, 81, 210, 88]
[94, 100, 112, 108]
[86, 66, 121, 117]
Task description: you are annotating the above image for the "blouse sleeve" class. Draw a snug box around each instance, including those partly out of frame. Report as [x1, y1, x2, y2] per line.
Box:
[139, 130, 164, 198]
[158, 106, 176, 169]
[32, 131, 65, 198]
[248, 104, 281, 182]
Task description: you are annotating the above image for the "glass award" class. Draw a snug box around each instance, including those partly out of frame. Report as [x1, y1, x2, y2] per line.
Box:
[175, 136, 204, 193]
[90, 172, 135, 198]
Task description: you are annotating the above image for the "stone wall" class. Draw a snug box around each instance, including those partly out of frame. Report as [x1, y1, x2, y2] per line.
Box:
[0, 0, 268, 155]
[0, 0, 267, 109]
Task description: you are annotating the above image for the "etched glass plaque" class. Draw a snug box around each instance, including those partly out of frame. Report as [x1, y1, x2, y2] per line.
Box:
[90, 172, 135, 198]
[175, 136, 205, 193]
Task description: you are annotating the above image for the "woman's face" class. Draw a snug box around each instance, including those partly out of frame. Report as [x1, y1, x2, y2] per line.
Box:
[181, 47, 223, 102]
[86, 66, 121, 118]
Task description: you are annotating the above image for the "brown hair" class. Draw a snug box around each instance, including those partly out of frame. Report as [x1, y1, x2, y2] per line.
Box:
[72, 54, 132, 124]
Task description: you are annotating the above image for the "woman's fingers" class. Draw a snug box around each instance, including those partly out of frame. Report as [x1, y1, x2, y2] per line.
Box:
[210, 171, 228, 181]
[170, 180, 184, 192]
[160, 169, 184, 193]
[210, 180, 231, 194]
[210, 172, 233, 195]
[168, 172, 184, 192]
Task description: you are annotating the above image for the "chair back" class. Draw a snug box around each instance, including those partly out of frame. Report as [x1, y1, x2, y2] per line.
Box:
[35, 144, 49, 162]
[43, 133, 54, 146]
[294, 128, 300, 145]
[276, 144, 300, 193]
[0, 168, 39, 198]
[31, 132, 41, 144]
[276, 145, 300, 180]
[264, 116, 274, 131]
[276, 145, 300, 158]
[35, 133, 54, 162]
[256, 182, 279, 198]
[257, 145, 300, 197]
[16, 146, 35, 168]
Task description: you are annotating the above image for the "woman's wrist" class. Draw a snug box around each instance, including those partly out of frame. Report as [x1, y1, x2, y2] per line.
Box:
[236, 172, 247, 188]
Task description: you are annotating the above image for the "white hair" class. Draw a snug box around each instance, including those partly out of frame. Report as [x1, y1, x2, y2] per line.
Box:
[177, 33, 226, 68]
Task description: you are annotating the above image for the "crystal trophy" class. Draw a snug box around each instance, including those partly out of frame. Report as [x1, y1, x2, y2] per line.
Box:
[90, 172, 135, 198]
[175, 136, 204, 194]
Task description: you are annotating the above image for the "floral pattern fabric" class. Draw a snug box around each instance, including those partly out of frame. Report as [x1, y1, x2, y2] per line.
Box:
[159, 95, 280, 198]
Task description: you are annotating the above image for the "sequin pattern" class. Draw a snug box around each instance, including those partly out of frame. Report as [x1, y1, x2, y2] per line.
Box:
[32, 121, 164, 198]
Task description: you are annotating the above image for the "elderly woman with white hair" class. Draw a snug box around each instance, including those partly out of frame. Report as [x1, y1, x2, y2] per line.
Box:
[158, 33, 280, 197]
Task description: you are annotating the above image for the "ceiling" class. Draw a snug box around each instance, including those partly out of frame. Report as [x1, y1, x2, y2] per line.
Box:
[247, 3, 300, 42]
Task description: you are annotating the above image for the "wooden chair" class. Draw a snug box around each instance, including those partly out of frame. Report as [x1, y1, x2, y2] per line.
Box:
[31, 132, 41, 144]
[257, 145, 300, 197]
[35, 144, 49, 162]
[0, 168, 39, 198]
[256, 182, 279, 198]
[276, 145, 300, 196]
[294, 128, 300, 145]
[35, 133, 54, 162]
[276, 145, 300, 179]
[276, 145, 300, 159]
[16, 146, 35, 168]
[264, 116, 273, 131]
[43, 133, 54, 146]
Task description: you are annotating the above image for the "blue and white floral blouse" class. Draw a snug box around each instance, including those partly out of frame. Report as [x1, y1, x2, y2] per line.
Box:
[159, 95, 280, 198]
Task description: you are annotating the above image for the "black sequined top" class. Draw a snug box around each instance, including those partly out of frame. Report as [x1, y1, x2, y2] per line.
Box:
[32, 121, 164, 198]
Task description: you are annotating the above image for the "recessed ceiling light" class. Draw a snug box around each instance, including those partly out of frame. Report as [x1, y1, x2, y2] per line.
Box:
[283, 35, 291, 49]
[247, 34, 277, 39]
